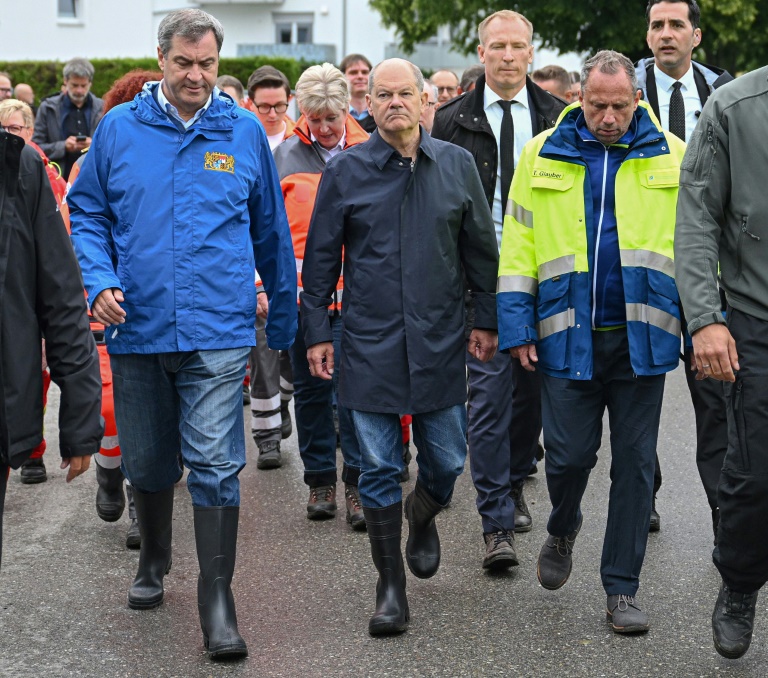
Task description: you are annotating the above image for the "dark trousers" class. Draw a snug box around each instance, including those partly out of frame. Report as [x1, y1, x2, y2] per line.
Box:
[714, 308, 768, 593]
[653, 349, 728, 511]
[0, 465, 6, 569]
[467, 350, 542, 534]
[289, 314, 360, 488]
[542, 329, 664, 596]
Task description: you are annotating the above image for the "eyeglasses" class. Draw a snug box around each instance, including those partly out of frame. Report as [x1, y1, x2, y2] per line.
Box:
[425, 101, 437, 108]
[254, 103, 288, 114]
[436, 86, 457, 94]
[1, 124, 27, 135]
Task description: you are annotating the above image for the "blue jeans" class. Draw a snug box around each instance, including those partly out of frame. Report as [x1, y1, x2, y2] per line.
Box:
[110, 348, 250, 507]
[352, 405, 467, 508]
[289, 314, 361, 487]
[542, 329, 664, 596]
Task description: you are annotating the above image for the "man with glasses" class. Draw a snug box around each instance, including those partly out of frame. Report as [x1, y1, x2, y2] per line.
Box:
[244, 65, 297, 470]
[340, 54, 376, 133]
[431, 69, 460, 106]
[0, 73, 12, 101]
[432, 9, 565, 572]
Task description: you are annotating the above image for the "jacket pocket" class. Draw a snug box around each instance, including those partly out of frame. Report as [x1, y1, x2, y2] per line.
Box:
[536, 274, 572, 371]
[646, 272, 681, 367]
[731, 379, 750, 472]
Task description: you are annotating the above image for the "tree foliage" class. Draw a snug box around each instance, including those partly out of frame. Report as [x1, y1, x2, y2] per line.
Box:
[369, 0, 765, 74]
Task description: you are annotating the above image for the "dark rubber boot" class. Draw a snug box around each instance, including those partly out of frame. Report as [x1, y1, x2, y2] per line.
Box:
[127, 486, 173, 610]
[95, 464, 125, 522]
[125, 484, 141, 550]
[364, 503, 409, 636]
[194, 506, 248, 660]
[404, 482, 446, 579]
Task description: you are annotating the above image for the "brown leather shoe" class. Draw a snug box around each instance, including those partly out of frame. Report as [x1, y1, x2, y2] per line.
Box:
[483, 530, 519, 570]
[307, 484, 336, 519]
[345, 484, 366, 530]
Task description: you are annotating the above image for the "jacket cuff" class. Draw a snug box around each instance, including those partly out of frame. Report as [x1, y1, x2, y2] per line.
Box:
[59, 442, 99, 458]
[687, 312, 726, 336]
[471, 292, 498, 331]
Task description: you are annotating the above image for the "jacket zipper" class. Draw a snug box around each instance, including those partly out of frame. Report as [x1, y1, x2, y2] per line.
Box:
[736, 216, 760, 279]
[591, 147, 609, 330]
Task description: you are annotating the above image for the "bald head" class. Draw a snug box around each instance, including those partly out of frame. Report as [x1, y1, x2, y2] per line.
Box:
[369, 58, 424, 95]
[13, 83, 34, 106]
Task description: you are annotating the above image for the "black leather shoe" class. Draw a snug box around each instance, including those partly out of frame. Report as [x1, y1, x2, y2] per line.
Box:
[404, 482, 445, 579]
[482, 531, 518, 570]
[364, 504, 409, 636]
[95, 464, 125, 522]
[537, 515, 583, 590]
[256, 440, 281, 470]
[511, 484, 532, 533]
[606, 594, 650, 633]
[712, 581, 758, 659]
[649, 495, 660, 532]
[20, 458, 47, 484]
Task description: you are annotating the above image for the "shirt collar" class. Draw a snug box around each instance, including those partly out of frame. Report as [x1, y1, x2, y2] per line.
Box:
[368, 127, 438, 170]
[157, 80, 213, 127]
[653, 63, 696, 93]
[311, 128, 347, 155]
[483, 82, 530, 112]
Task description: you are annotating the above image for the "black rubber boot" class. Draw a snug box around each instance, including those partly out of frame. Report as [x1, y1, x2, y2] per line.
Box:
[364, 503, 409, 636]
[194, 506, 248, 660]
[404, 482, 446, 579]
[95, 464, 126, 522]
[127, 486, 173, 610]
[125, 484, 141, 550]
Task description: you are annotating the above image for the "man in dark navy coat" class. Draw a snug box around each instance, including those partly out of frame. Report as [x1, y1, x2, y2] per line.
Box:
[301, 58, 499, 637]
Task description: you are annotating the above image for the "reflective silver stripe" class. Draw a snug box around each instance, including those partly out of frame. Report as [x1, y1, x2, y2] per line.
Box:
[335, 289, 343, 305]
[100, 435, 119, 450]
[536, 308, 576, 340]
[506, 200, 534, 228]
[626, 303, 681, 336]
[251, 394, 280, 411]
[251, 413, 281, 430]
[497, 275, 538, 295]
[538, 254, 576, 281]
[620, 249, 675, 277]
[296, 258, 303, 273]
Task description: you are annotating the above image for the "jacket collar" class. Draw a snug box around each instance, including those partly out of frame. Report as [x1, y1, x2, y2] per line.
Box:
[291, 113, 369, 149]
[132, 82, 236, 132]
[368, 127, 438, 170]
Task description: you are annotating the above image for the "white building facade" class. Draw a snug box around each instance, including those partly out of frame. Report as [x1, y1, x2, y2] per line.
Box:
[0, 0, 581, 74]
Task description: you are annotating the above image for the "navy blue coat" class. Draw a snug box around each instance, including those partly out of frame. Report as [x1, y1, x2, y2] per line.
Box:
[301, 130, 498, 414]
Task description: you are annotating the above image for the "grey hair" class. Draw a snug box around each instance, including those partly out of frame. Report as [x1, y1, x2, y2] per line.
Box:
[581, 50, 638, 94]
[368, 59, 424, 95]
[158, 9, 224, 57]
[296, 63, 349, 117]
[63, 58, 94, 82]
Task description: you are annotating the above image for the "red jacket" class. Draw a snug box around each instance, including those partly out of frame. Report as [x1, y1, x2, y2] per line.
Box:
[29, 141, 66, 206]
[270, 115, 368, 310]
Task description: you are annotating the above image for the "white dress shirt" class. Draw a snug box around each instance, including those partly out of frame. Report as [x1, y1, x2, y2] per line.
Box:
[157, 81, 212, 129]
[654, 64, 701, 141]
[484, 83, 533, 250]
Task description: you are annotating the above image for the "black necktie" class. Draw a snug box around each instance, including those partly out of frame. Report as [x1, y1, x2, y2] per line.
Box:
[498, 100, 514, 216]
[669, 81, 685, 141]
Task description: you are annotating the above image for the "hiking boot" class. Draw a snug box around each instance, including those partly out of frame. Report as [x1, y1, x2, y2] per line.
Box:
[280, 401, 292, 440]
[482, 531, 518, 570]
[256, 440, 281, 470]
[307, 484, 336, 519]
[649, 495, 660, 532]
[712, 581, 758, 659]
[537, 515, 583, 590]
[20, 458, 47, 484]
[511, 484, 532, 533]
[345, 484, 366, 531]
[607, 594, 650, 633]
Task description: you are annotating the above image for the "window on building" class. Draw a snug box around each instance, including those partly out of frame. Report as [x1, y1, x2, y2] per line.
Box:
[58, 0, 78, 18]
[274, 14, 313, 45]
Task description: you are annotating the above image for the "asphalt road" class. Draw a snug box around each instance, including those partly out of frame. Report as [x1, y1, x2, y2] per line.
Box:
[1, 367, 764, 677]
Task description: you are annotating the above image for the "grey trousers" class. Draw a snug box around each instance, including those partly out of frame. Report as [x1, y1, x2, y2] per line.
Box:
[249, 315, 293, 443]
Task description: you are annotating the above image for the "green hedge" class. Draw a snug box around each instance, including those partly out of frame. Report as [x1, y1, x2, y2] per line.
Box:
[0, 57, 315, 104]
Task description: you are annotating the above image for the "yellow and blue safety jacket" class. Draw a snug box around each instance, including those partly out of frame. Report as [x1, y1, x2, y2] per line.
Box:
[497, 102, 686, 380]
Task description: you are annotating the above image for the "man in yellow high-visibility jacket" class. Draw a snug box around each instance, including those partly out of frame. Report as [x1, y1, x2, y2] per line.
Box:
[497, 50, 686, 634]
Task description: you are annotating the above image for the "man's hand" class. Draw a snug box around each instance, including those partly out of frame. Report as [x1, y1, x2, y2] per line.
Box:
[467, 329, 498, 363]
[91, 288, 127, 326]
[256, 291, 269, 319]
[60, 455, 91, 483]
[691, 323, 739, 382]
[511, 344, 538, 371]
[64, 136, 90, 152]
[307, 342, 334, 380]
